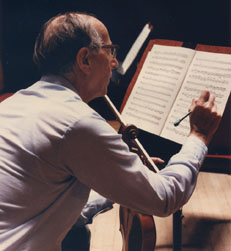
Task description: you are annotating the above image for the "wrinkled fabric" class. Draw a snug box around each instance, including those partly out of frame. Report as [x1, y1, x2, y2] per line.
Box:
[75, 190, 113, 226]
[0, 75, 207, 251]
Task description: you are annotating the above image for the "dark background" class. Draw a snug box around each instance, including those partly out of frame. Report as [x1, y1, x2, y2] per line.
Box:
[0, 0, 230, 93]
[0, 0, 230, 168]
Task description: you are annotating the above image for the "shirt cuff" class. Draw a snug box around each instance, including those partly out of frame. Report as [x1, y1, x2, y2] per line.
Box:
[74, 192, 114, 226]
[180, 135, 208, 168]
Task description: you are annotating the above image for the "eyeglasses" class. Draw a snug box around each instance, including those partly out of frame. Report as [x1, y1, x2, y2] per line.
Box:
[101, 44, 119, 58]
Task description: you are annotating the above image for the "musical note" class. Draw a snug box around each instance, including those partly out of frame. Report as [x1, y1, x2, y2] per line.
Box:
[122, 44, 196, 136]
[161, 50, 231, 144]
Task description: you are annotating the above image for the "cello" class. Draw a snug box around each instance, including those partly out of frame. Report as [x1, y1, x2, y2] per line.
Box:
[104, 95, 159, 251]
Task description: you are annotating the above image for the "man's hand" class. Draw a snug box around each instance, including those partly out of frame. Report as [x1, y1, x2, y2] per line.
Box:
[151, 157, 165, 164]
[189, 90, 222, 146]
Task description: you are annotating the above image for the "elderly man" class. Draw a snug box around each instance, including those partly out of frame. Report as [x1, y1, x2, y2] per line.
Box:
[0, 12, 221, 251]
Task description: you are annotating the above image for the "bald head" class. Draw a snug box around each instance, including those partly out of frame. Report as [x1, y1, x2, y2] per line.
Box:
[33, 12, 104, 75]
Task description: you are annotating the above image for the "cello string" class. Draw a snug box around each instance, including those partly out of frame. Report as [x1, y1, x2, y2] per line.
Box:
[104, 95, 159, 173]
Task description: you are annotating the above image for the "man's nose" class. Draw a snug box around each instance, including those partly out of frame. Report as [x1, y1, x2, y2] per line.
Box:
[111, 57, 119, 69]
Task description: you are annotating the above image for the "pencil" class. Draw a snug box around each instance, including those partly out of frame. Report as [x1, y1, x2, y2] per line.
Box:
[173, 111, 192, 127]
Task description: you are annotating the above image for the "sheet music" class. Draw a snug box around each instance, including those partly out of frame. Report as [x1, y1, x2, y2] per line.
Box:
[121, 45, 195, 135]
[117, 23, 152, 75]
[161, 50, 231, 144]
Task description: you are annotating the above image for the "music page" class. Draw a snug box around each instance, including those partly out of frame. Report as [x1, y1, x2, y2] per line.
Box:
[121, 45, 195, 135]
[161, 50, 231, 144]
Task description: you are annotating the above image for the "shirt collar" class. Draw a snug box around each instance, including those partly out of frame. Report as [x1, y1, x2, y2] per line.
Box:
[40, 74, 79, 97]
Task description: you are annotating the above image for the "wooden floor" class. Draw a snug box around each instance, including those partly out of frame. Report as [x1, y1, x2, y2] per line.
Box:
[89, 172, 231, 251]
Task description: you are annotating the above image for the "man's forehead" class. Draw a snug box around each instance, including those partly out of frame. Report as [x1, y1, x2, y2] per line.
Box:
[91, 18, 111, 44]
[46, 13, 111, 45]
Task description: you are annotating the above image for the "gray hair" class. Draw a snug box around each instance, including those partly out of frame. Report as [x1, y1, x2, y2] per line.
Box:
[33, 12, 103, 75]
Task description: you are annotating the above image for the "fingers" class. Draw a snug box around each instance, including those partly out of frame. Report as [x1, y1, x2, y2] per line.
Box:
[207, 94, 215, 109]
[189, 91, 215, 111]
[189, 90, 222, 146]
[211, 103, 218, 113]
[198, 90, 210, 102]
[151, 157, 165, 164]
[189, 98, 196, 112]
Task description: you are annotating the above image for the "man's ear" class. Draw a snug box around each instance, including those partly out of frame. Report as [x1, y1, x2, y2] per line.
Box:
[76, 47, 91, 74]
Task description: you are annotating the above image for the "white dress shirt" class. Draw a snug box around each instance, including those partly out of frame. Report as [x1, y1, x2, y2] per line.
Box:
[0, 75, 207, 251]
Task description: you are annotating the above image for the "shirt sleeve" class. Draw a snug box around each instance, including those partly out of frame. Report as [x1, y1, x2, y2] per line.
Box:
[60, 115, 207, 217]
